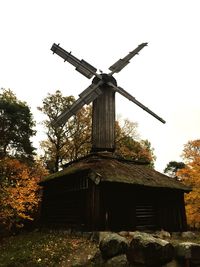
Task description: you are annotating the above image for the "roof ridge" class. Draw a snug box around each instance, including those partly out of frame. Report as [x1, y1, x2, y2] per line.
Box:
[63, 152, 150, 167]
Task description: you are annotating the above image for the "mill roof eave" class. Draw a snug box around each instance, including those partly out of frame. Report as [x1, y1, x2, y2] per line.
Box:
[40, 152, 191, 192]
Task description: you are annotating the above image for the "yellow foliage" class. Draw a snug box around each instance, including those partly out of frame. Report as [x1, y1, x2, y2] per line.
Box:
[177, 139, 200, 228]
[0, 157, 48, 230]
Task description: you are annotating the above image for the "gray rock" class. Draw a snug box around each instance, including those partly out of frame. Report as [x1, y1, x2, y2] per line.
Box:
[105, 254, 131, 266]
[175, 241, 200, 264]
[118, 231, 129, 237]
[181, 231, 197, 239]
[98, 231, 113, 243]
[90, 250, 105, 265]
[128, 231, 137, 237]
[99, 232, 129, 260]
[171, 232, 181, 239]
[127, 231, 174, 266]
[154, 229, 171, 239]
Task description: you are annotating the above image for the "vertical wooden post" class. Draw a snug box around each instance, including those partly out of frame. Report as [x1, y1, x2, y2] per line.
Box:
[91, 74, 117, 152]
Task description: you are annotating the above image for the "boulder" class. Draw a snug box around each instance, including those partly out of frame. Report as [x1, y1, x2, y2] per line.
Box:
[105, 254, 131, 266]
[181, 231, 197, 239]
[118, 231, 129, 237]
[171, 232, 181, 239]
[90, 250, 105, 266]
[99, 232, 129, 260]
[98, 231, 113, 243]
[127, 231, 174, 266]
[175, 241, 200, 265]
[154, 229, 171, 239]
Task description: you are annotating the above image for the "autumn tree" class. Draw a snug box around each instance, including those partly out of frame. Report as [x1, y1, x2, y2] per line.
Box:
[38, 90, 92, 172]
[63, 105, 92, 161]
[176, 139, 200, 228]
[115, 119, 156, 166]
[0, 88, 36, 163]
[0, 157, 48, 231]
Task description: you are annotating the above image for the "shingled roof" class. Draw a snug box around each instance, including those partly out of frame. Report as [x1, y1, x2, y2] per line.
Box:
[40, 152, 190, 192]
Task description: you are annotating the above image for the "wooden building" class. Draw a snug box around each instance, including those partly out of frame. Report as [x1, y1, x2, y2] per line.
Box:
[40, 152, 190, 232]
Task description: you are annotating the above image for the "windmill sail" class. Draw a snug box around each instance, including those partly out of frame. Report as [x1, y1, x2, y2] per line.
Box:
[109, 43, 148, 75]
[51, 43, 98, 79]
[108, 82, 166, 124]
[53, 81, 103, 126]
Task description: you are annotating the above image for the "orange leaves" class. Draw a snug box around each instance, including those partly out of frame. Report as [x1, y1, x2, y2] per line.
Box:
[182, 139, 200, 164]
[0, 157, 47, 230]
[177, 139, 200, 228]
[185, 190, 200, 229]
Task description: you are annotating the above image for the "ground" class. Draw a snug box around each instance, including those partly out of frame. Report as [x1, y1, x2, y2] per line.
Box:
[0, 229, 98, 267]
[1, 229, 200, 267]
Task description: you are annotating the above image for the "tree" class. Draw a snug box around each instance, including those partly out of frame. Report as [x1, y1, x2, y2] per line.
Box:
[0, 157, 48, 231]
[115, 120, 156, 166]
[38, 90, 92, 172]
[176, 140, 200, 228]
[62, 105, 92, 161]
[0, 88, 36, 163]
[164, 161, 185, 179]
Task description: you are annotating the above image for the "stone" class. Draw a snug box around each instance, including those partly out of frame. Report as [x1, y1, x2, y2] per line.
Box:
[90, 250, 105, 265]
[98, 231, 112, 243]
[171, 232, 181, 239]
[181, 231, 197, 239]
[118, 231, 129, 237]
[128, 231, 137, 238]
[175, 242, 200, 264]
[154, 229, 171, 239]
[105, 254, 130, 266]
[127, 231, 174, 266]
[99, 232, 129, 260]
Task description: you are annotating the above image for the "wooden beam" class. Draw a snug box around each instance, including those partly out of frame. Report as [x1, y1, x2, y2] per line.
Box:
[91, 84, 115, 152]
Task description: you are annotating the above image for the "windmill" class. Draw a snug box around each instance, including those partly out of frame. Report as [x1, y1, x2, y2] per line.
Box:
[51, 43, 165, 152]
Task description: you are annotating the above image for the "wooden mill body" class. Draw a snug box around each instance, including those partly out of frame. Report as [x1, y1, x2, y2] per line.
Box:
[91, 74, 117, 152]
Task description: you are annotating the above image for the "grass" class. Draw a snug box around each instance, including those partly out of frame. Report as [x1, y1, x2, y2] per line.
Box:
[0, 229, 97, 267]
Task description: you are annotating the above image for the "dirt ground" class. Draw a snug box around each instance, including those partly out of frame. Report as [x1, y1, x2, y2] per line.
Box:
[59, 238, 99, 266]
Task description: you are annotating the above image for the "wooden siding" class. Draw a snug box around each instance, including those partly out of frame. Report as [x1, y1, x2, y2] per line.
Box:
[40, 176, 187, 232]
[157, 190, 187, 231]
[91, 85, 115, 152]
[135, 204, 156, 230]
[97, 183, 187, 232]
[40, 174, 89, 228]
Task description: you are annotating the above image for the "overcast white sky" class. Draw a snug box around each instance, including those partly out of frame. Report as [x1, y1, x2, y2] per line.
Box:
[1, 0, 200, 172]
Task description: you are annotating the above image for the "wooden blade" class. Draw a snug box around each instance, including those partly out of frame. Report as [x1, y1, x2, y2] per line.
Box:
[107, 82, 166, 124]
[108, 43, 148, 75]
[79, 81, 103, 104]
[51, 43, 98, 79]
[53, 81, 103, 126]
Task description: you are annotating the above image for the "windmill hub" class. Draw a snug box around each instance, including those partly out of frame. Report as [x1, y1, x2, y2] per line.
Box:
[92, 73, 117, 87]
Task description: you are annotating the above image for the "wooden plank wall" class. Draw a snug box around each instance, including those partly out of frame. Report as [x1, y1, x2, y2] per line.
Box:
[91, 85, 115, 152]
[40, 175, 89, 229]
[40, 177, 187, 232]
[98, 183, 187, 232]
